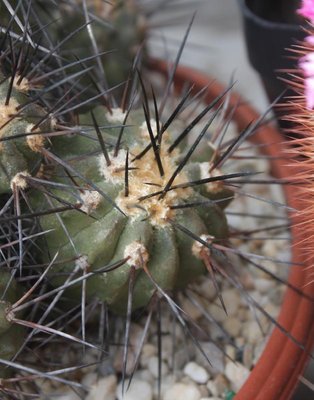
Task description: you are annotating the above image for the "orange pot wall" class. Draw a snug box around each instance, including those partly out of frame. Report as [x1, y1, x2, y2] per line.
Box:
[150, 60, 314, 400]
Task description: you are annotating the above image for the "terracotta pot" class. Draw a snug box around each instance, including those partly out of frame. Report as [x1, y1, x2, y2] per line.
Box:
[150, 59, 314, 400]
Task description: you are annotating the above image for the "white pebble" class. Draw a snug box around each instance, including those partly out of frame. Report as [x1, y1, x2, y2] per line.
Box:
[81, 372, 97, 387]
[259, 303, 279, 327]
[221, 289, 241, 316]
[200, 398, 222, 400]
[196, 342, 224, 374]
[242, 320, 263, 344]
[148, 356, 169, 378]
[225, 361, 250, 392]
[208, 304, 226, 323]
[254, 278, 275, 294]
[86, 375, 117, 400]
[160, 335, 173, 361]
[207, 374, 229, 396]
[198, 280, 217, 301]
[116, 379, 153, 400]
[224, 344, 236, 360]
[184, 361, 210, 384]
[243, 344, 253, 368]
[181, 296, 204, 320]
[268, 286, 285, 305]
[253, 334, 269, 364]
[163, 383, 202, 400]
[222, 317, 242, 337]
[114, 324, 143, 374]
[133, 369, 154, 384]
[53, 392, 81, 400]
[260, 260, 278, 277]
[140, 344, 157, 367]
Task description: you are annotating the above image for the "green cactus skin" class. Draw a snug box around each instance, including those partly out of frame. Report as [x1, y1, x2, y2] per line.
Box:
[51, 0, 147, 91]
[30, 106, 231, 314]
[0, 71, 52, 194]
[0, 271, 25, 378]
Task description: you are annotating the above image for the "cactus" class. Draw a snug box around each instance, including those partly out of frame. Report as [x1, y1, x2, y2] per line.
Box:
[1, 2, 313, 397]
[29, 102, 233, 313]
[28, 0, 148, 95]
[0, 271, 25, 378]
[289, 1, 314, 259]
[0, 69, 53, 194]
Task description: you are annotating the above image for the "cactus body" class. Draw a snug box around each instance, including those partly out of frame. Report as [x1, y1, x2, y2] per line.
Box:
[0, 71, 51, 194]
[31, 106, 231, 313]
[0, 272, 24, 378]
[52, 0, 147, 91]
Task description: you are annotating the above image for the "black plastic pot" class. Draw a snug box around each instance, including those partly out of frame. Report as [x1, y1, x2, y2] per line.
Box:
[238, 0, 306, 130]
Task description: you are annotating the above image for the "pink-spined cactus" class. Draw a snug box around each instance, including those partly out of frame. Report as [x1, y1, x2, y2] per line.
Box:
[298, 0, 314, 108]
[298, 0, 314, 21]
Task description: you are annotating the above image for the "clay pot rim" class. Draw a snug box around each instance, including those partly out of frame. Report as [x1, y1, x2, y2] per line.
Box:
[149, 59, 314, 400]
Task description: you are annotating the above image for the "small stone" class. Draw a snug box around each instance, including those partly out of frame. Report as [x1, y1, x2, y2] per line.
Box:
[254, 278, 275, 294]
[114, 324, 143, 374]
[224, 344, 236, 361]
[116, 379, 153, 400]
[243, 344, 253, 368]
[225, 361, 250, 392]
[163, 383, 202, 400]
[259, 260, 277, 277]
[253, 336, 268, 364]
[235, 337, 245, 347]
[241, 290, 263, 307]
[133, 369, 154, 384]
[53, 392, 82, 400]
[208, 303, 226, 323]
[183, 361, 210, 384]
[199, 384, 209, 397]
[200, 398, 222, 400]
[260, 303, 279, 331]
[198, 280, 217, 301]
[196, 342, 224, 374]
[158, 374, 177, 398]
[238, 271, 255, 290]
[181, 296, 204, 320]
[206, 380, 219, 397]
[81, 372, 97, 387]
[173, 342, 195, 370]
[208, 322, 226, 341]
[222, 317, 242, 337]
[140, 344, 157, 367]
[268, 286, 285, 305]
[263, 302, 279, 319]
[207, 374, 229, 396]
[148, 356, 169, 378]
[81, 349, 98, 364]
[235, 307, 247, 322]
[161, 335, 173, 361]
[86, 375, 117, 400]
[241, 320, 263, 344]
[221, 289, 241, 316]
[98, 357, 115, 376]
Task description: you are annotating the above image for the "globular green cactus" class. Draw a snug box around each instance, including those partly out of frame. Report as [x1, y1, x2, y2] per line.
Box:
[30, 104, 232, 314]
[0, 271, 25, 378]
[0, 70, 53, 194]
